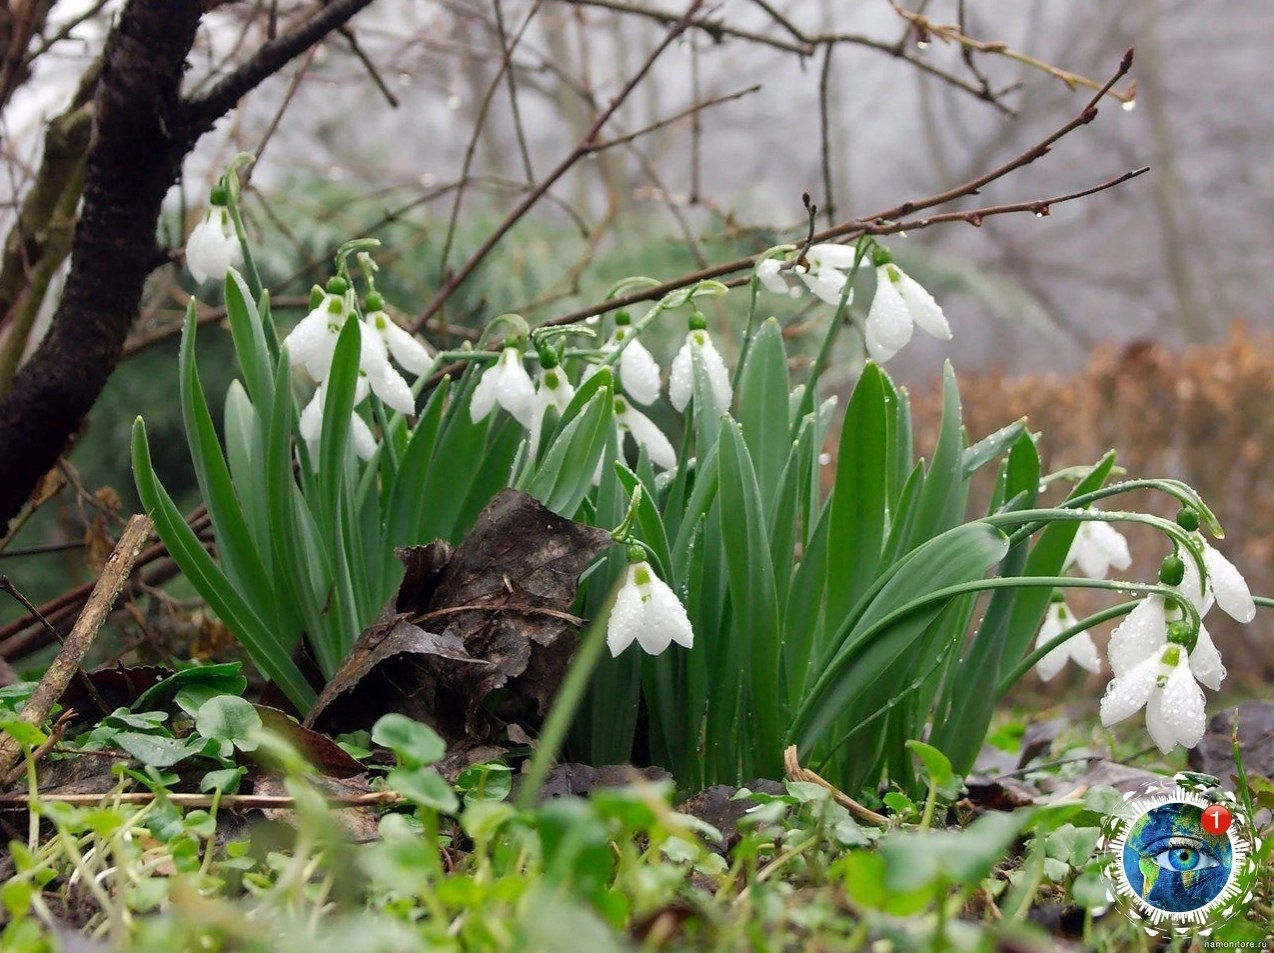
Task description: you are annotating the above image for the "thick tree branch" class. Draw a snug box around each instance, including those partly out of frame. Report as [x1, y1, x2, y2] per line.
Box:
[0, 0, 380, 531]
[0, 0, 203, 530]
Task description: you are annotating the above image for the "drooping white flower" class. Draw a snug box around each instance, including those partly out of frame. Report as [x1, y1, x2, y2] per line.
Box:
[298, 378, 378, 463]
[528, 361, 576, 450]
[284, 283, 352, 382]
[864, 261, 951, 363]
[1035, 597, 1102, 681]
[607, 555, 694, 656]
[585, 313, 662, 405]
[668, 318, 732, 415]
[756, 258, 802, 298]
[1100, 644, 1207, 754]
[364, 297, 432, 376]
[470, 346, 535, 427]
[357, 321, 416, 416]
[1194, 533, 1256, 623]
[1064, 513, 1132, 579]
[795, 244, 856, 305]
[614, 396, 676, 470]
[185, 198, 243, 285]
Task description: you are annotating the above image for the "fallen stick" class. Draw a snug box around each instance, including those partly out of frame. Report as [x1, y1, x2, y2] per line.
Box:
[783, 744, 890, 827]
[0, 514, 152, 776]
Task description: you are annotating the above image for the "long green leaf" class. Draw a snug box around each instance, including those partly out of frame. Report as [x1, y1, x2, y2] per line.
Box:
[132, 419, 315, 711]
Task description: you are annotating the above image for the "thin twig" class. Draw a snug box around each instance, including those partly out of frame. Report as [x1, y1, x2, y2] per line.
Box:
[0, 515, 152, 777]
[411, 0, 706, 333]
[493, 0, 536, 182]
[783, 745, 889, 826]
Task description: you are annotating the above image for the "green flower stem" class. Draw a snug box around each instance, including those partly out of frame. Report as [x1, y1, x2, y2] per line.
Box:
[985, 507, 1207, 587]
[995, 600, 1140, 697]
[1033, 477, 1221, 537]
[223, 189, 264, 305]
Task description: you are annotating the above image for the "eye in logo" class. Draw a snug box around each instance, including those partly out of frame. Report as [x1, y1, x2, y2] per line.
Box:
[1097, 774, 1260, 936]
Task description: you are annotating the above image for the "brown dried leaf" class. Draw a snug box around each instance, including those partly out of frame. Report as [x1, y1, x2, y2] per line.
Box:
[308, 489, 611, 748]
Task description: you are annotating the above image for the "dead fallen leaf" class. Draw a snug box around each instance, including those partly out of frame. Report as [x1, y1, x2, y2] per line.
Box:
[307, 489, 611, 750]
[254, 706, 365, 779]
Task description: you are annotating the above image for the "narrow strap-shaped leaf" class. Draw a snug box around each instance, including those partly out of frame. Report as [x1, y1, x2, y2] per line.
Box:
[736, 317, 790, 514]
[179, 303, 285, 639]
[910, 361, 968, 544]
[826, 362, 889, 624]
[132, 419, 315, 711]
[385, 376, 451, 548]
[318, 318, 363, 533]
[718, 419, 783, 777]
[223, 269, 275, 409]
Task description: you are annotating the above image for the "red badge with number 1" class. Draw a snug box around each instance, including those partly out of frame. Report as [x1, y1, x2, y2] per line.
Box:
[1202, 803, 1232, 836]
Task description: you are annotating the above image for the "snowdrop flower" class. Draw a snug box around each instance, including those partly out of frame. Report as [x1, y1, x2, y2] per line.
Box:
[795, 244, 856, 305]
[298, 378, 378, 463]
[185, 190, 242, 285]
[1192, 532, 1256, 623]
[1100, 643, 1206, 754]
[607, 549, 694, 656]
[615, 396, 676, 470]
[363, 293, 432, 376]
[668, 313, 731, 415]
[470, 346, 535, 427]
[756, 258, 802, 298]
[357, 322, 416, 416]
[528, 352, 576, 450]
[284, 279, 353, 382]
[864, 254, 951, 364]
[585, 312, 662, 405]
[1064, 512, 1132, 579]
[1035, 595, 1102, 681]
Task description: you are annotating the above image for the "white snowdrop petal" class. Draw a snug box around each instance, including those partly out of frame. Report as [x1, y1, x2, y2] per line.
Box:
[623, 405, 677, 470]
[807, 243, 857, 270]
[283, 310, 329, 369]
[668, 339, 694, 412]
[756, 259, 790, 296]
[1179, 550, 1212, 616]
[1107, 596, 1167, 677]
[606, 576, 645, 656]
[1202, 542, 1255, 623]
[1188, 624, 1226, 692]
[698, 336, 733, 415]
[866, 269, 914, 352]
[1068, 631, 1103, 675]
[349, 413, 378, 460]
[647, 577, 694, 649]
[864, 327, 900, 364]
[469, 365, 500, 422]
[799, 269, 848, 306]
[1147, 662, 1206, 753]
[1099, 655, 1161, 726]
[368, 365, 416, 415]
[494, 349, 535, 424]
[1033, 606, 1068, 681]
[619, 339, 662, 406]
[380, 319, 433, 375]
[897, 272, 951, 341]
[1088, 521, 1132, 572]
[298, 391, 324, 443]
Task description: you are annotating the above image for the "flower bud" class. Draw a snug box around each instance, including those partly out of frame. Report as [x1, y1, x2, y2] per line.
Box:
[1165, 619, 1197, 653]
[614, 310, 632, 327]
[1175, 506, 1200, 532]
[871, 245, 892, 267]
[365, 290, 384, 312]
[326, 275, 349, 296]
[1158, 554, 1185, 587]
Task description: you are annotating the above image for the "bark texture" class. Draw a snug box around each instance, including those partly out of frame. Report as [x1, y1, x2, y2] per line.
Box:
[0, 0, 202, 528]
